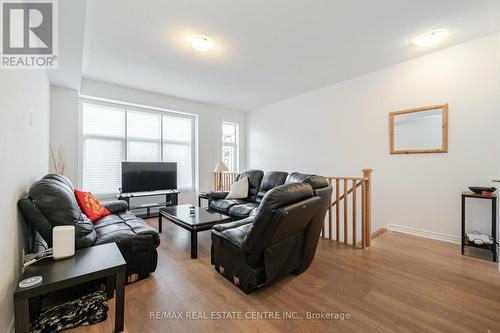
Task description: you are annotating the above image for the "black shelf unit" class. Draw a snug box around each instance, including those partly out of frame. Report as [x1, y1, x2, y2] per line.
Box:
[116, 189, 179, 218]
[461, 192, 497, 262]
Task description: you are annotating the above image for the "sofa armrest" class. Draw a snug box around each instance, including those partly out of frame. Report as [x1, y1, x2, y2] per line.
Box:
[213, 217, 253, 232]
[102, 200, 129, 214]
[207, 191, 229, 200]
[207, 191, 229, 209]
[212, 221, 253, 251]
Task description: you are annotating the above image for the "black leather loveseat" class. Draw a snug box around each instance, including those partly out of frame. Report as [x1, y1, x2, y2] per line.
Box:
[18, 174, 160, 281]
[210, 171, 332, 293]
[208, 169, 289, 220]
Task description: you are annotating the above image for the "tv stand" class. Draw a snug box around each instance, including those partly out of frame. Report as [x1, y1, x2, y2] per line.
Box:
[116, 189, 179, 220]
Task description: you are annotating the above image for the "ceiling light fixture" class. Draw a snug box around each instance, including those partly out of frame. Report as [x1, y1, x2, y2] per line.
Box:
[186, 35, 214, 52]
[414, 29, 448, 48]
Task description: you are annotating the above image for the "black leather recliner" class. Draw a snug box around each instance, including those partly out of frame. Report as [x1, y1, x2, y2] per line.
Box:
[18, 174, 160, 281]
[211, 172, 332, 293]
[284, 173, 333, 274]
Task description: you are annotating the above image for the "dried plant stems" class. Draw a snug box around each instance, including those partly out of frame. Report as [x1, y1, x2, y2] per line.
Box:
[50, 144, 66, 175]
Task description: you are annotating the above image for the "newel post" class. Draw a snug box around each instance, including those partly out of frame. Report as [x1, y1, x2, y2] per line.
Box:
[362, 168, 373, 247]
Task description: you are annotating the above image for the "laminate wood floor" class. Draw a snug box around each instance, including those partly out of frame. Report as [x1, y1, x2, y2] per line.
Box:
[69, 220, 500, 333]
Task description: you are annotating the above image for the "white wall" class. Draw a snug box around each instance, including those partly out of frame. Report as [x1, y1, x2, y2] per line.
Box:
[50, 79, 246, 205]
[247, 34, 500, 241]
[50, 86, 79, 183]
[0, 70, 50, 332]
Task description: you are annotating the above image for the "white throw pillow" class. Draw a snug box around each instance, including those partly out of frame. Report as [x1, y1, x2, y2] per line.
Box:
[225, 177, 249, 199]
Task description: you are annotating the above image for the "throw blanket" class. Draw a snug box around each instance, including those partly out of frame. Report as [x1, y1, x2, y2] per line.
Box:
[31, 290, 108, 333]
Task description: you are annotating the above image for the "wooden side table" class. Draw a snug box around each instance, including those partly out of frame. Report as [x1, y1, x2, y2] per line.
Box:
[14, 243, 126, 332]
[461, 192, 497, 262]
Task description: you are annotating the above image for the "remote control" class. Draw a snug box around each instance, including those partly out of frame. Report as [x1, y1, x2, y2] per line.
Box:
[19, 276, 43, 288]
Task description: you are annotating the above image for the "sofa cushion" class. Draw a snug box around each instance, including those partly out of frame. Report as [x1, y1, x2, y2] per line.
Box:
[256, 171, 288, 202]
[225, 177, 249, 199]
[94, 211, 160, 247]
[93, 211, 134, 229]
[210, 199, 246, 215]
[229, 202, 259, 219]
[74, 190, 111, 222]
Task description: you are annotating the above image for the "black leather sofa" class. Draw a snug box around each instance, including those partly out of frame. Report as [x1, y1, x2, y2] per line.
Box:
[18, 174, 160, 281]
[208, 170, 289, 220]
[210, 171, 332, 293]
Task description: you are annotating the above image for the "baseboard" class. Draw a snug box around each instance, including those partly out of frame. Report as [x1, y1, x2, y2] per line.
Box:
[387, 224, 460, 244]
[372, 228, 387, 240]
[7, 316, 14, 333]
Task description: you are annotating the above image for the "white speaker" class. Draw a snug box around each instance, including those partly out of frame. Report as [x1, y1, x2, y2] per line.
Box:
[52, 226, 75, 260]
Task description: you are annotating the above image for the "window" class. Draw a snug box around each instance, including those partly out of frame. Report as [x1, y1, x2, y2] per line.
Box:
[82, 101, 195, 194]
[222, 122, 239, 172]
[82, 104, 125, 194]
[162, 115, 193, 189]
[127, 111, 161, 162]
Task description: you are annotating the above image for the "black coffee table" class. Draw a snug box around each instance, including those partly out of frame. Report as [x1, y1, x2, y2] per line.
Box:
[14, 243, 126, 332]
[159, 205, 230, 258]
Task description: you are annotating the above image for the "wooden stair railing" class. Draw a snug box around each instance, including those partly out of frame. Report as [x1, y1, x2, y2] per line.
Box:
[323, 168, 373, 248]
[213, 172, 238, 191]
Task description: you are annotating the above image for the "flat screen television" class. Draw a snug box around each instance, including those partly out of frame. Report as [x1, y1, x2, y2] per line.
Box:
[121, 162, 177, 193]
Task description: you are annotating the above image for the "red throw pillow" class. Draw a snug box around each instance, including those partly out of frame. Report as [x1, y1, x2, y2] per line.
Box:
[74, 190, 111, 222]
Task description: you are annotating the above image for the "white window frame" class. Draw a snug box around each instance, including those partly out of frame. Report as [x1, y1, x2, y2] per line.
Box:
[222, 121, 239, 173]
[78, 98, 197, 197]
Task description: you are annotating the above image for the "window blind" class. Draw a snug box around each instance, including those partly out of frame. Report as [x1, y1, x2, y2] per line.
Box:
[127, 110, 161, 162]
[163, 115, 193, 188]
[82, 102, 195, 194]
[82, 105, 125, 194]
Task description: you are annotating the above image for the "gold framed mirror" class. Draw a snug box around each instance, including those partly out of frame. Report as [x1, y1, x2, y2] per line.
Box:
[390, 104, 448, 154]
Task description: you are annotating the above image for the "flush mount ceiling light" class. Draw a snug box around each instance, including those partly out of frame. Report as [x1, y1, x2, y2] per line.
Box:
[414, 29, 448, 47]
[186, 34, 214, 52]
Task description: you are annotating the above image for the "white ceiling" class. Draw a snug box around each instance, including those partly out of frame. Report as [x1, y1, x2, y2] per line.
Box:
[82, 0, 500, 111]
